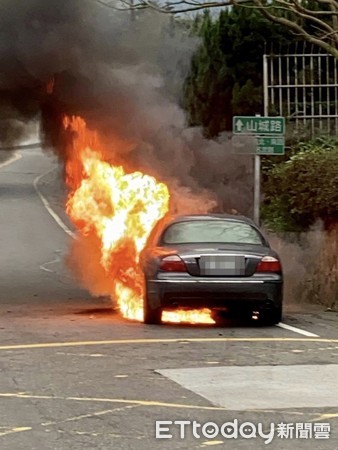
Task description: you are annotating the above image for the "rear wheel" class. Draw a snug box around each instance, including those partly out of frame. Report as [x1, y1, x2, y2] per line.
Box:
[261, 305, 282, 326]
[143, 294, 162, 325]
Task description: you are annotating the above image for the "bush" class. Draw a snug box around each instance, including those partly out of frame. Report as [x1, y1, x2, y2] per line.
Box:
[268, 226, 338, 310]
[262, 137, 338, 231]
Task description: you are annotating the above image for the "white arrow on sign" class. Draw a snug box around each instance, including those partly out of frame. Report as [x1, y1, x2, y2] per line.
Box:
[235, 119, 244, 132]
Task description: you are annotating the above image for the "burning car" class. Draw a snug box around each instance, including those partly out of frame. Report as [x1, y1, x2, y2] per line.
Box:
[64, 118, 281, 326]
[140, 214, 283, 325]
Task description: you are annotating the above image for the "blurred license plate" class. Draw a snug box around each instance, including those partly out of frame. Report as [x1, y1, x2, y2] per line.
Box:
[200, 256, 245, 276]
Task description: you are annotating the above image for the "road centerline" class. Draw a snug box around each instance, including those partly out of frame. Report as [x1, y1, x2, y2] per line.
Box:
[0, 336, 336, 351]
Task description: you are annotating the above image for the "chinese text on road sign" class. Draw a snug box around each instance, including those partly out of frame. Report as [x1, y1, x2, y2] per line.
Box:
[256, 136, 285, 155]
[233, 116, 285, 135]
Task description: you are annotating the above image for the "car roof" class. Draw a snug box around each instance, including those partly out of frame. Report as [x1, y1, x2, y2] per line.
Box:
[166, 213, 256, 226]
[145, 213, 269, 248]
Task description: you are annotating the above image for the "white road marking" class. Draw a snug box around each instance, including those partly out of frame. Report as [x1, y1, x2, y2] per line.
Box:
[33, 169, 76, 239]
[0, 152, 22, 169]
[40, 256, 61, 273]
[157, 364, 338, 410]
[201, 442, 224, 447]
[277, 322, 319, 337]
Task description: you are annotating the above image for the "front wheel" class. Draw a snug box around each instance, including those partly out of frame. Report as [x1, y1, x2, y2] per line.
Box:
[143, 296, 162, 325]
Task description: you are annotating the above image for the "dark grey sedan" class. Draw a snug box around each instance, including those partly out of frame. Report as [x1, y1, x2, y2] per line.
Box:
[140, 214, 283, 325]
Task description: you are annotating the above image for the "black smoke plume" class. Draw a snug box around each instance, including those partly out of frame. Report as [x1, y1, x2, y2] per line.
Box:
[0, 0, 253, 214]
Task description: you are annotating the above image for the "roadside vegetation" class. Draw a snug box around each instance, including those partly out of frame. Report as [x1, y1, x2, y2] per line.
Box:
[262, 138, 338, 232]
[183, 9, 293, 137]
[181, 9, 338, 309]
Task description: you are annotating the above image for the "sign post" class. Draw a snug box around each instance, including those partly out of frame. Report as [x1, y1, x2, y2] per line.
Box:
[232, 115, 285, 225]
[254, 152, 260, 226]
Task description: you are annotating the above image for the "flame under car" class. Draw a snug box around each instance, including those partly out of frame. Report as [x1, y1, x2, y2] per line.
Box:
[140, 214, 283, 325]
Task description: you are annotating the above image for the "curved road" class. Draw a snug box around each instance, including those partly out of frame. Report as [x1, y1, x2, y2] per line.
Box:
[0, 147, 337, 449]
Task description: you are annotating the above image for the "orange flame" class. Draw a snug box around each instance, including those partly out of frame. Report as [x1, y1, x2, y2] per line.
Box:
[64, 116, 214, 324]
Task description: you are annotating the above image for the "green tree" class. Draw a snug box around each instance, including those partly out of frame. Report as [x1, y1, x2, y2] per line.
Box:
[182, 11, 230, 137]
[183, 7, 293, 136]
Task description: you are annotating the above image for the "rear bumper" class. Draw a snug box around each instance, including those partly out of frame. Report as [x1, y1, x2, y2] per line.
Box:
[146, 275, 283, 311]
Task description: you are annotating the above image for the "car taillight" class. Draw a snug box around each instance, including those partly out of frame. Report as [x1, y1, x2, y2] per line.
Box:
[159, 255, 187, 272]
[256, 256, 282, 273]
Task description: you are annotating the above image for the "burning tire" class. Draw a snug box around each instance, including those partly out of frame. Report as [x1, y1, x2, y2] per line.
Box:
[143, 296, 162, 325]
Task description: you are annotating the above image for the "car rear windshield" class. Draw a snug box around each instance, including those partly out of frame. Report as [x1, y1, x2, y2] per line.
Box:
[161, 220, 264, 245]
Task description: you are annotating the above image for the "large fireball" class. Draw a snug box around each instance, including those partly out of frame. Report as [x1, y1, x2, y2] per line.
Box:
[65, 115, 214, 324]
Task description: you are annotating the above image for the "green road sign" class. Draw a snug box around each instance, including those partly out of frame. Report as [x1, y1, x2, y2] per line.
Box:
[256, 136, 285, 155]
[231, 135, 285, 155]
[233, 116, 285, 135]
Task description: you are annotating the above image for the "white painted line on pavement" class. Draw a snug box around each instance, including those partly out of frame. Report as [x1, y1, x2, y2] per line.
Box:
[33, 169, 76, 239]
[157, 364, 338, 410]
[277, 322, 319, 337]
[40, 256, 61, 273]
[0, 152, 22, 169]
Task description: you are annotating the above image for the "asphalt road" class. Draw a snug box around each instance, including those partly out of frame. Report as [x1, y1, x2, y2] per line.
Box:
[0, 147, 338, 450]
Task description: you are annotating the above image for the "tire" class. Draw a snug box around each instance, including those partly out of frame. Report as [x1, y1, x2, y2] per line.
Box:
[261, 305, 282, 326]
[143, 295, 162, 325]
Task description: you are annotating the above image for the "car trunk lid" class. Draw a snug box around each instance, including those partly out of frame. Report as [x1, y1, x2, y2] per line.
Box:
[161, 244, 268, 277]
